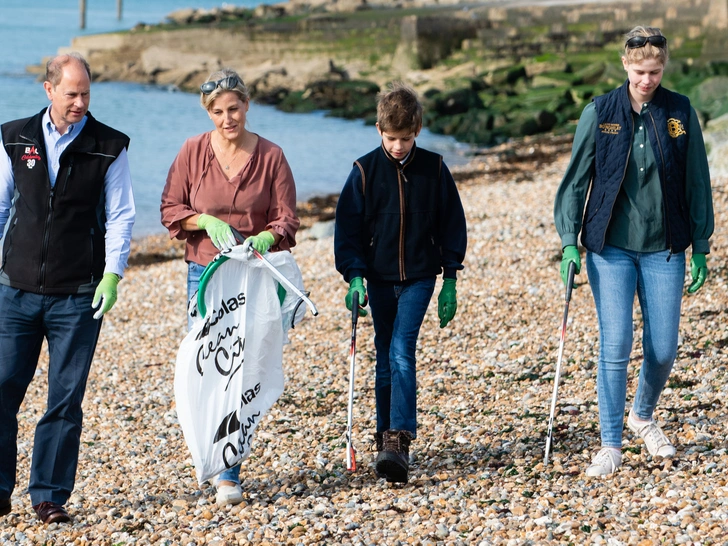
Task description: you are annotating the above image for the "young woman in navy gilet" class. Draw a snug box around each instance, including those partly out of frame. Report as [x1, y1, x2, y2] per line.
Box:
[554, 27, 714, 477]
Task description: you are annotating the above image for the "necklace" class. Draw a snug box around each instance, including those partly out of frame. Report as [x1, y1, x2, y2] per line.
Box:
[214, 137, 240, 171]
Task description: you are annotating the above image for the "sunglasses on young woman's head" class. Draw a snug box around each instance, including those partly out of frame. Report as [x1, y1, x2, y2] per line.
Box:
[200, 75, 241, 94]
[625, 35, 667, 49]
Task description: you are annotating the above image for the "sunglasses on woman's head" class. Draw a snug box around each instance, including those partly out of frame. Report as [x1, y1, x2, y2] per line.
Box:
[200, 75, 240, 94]
[625, 35, 667, 49]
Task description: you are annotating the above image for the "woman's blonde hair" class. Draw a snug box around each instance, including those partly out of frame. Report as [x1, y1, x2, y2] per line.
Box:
[623, 26, 669, 65]
[199, 68, 250, 110]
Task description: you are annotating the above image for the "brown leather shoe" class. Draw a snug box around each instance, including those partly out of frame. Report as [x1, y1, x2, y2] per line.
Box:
[0, 499, 10, 516]
[33, 501, 70, 524]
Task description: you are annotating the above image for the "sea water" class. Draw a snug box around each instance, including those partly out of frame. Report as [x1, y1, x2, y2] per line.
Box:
[0, 0, 471, 236]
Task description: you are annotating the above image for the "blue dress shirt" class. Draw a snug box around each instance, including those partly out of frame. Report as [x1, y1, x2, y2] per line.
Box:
[0, 110, 135, 277]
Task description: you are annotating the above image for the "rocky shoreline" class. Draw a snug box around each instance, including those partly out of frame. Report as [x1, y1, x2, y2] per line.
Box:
[39, 0, 728, 146]
[2, 132, 727, 544]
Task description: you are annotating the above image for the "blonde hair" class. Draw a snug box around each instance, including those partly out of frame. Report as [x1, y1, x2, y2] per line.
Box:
[199, 68, 250, 110]
[376, 81, 423, 134]
[623, 26, 669, 65]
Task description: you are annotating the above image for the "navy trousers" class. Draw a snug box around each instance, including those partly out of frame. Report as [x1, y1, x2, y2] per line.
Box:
[0, 284, 102, 505]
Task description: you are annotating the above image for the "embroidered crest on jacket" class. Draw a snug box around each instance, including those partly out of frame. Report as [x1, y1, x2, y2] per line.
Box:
[667, 118, 686, 138]
[21, 145, 41, 169]
[598, 122, 621, 135]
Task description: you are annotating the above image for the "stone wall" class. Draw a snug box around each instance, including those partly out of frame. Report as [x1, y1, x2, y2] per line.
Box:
[55, 0, 726, 95]
[705, 0, 728, 28]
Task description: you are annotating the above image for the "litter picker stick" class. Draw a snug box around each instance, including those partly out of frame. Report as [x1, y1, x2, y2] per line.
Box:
[544, 261, 576, 467]
[250, 247, 318, 316]
[346, 291, 359, 471]
[231, 229, 318, 316]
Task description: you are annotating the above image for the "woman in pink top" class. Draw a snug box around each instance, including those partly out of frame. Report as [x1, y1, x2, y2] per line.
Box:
[160, 68, 299, 506]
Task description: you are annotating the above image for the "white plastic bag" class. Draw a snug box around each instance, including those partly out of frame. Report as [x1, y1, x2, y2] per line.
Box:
[174, 247, 306, 484]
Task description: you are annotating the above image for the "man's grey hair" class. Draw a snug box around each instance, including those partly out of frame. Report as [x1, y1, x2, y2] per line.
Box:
[45, 53, 92, 87]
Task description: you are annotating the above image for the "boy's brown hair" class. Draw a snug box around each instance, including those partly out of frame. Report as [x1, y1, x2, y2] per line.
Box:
[376, 81, 423, 134]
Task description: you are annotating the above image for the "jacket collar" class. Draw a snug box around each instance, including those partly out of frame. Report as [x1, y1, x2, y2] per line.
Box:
[617, 79, 667, 112]
[380, 140, 417, 169]
[20, 108, 98, 154]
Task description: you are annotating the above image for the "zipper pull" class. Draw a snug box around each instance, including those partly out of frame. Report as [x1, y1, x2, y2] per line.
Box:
[63, 158, 74, 194]
[398, 167, 408, 183]
[49, 188, 54, 211]
[666, 248, 672, 262]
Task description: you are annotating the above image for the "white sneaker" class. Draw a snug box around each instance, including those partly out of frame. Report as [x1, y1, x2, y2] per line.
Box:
[215, 484, 243, 506]
[585, 448, 622, 477]
[627, 411, 676, 458]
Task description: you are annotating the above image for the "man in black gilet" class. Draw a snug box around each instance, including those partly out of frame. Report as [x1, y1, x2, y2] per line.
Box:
[0, 53, 135, 524]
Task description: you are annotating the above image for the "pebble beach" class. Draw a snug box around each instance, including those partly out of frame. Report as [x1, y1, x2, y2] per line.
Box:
[2, 138, 727, 545]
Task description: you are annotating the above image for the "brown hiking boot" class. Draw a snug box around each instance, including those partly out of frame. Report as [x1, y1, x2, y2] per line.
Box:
[375, 429, 413, 483]
[373, 431, 384, 452]
[372, 432, 384, 477]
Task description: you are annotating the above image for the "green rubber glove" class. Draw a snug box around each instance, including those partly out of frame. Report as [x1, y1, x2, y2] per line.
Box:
[197, 213, 236, 251]
[346, 277, 368, 317]
[560, 245, 581, 287]
[688, 253, 707, 294]
[92, 273, 120, 320]
[438, 278, 457, 328]
[246, 231, 276, 254]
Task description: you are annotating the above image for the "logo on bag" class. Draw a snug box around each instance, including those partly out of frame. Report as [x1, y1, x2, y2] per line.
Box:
[217, 411, 262, 468]
[667, 118, 686, 138]
[22, 146, 41, 169]
[241, 383, 261, 406]
[212, 384, 261, 443]
[214, 410, 241, 443]
[196, 292, 246, 339]
[196, 326, 245, 390]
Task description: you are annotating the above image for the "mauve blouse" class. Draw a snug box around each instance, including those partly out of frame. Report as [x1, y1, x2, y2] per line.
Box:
[161, 132, 299, 266]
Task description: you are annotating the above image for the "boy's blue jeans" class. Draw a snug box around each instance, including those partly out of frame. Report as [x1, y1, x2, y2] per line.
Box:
[586, 246, 684, 448]
[368, 277, 436, 438]
[188, 261, 241, 485]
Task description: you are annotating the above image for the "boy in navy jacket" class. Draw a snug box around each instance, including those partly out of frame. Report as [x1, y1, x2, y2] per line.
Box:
[335, 82, 467, 484]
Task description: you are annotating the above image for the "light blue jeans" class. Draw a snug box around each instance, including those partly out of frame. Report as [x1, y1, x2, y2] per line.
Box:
[188, 261, 241, 485]
[586, 246, 685, 448]
[367, 277, 436, 437]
